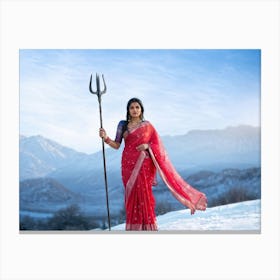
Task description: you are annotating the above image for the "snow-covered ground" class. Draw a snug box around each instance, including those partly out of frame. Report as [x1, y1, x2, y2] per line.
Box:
[110, 199, 260, 232]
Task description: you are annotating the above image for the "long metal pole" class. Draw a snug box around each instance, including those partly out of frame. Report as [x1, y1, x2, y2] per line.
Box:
[98, 99, 111, 230]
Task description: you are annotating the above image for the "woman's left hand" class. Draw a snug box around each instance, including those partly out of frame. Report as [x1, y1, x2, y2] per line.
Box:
[136, 144, 149, 151]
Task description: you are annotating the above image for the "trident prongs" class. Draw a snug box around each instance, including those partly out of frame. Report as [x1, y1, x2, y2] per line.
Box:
[89, 73, 107, 102]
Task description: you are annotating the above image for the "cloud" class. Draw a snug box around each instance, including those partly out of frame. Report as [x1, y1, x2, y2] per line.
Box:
[20, 49, 260, 153]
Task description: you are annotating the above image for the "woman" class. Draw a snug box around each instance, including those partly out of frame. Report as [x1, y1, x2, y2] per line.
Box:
[99, 97, 207, 231]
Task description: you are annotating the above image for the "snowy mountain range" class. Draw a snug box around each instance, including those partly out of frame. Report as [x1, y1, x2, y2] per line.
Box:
[19, 125, 261, 226]
[163, 125, 260, 171]
[20, 135, 87, 180]
[20, 125, 260, 181]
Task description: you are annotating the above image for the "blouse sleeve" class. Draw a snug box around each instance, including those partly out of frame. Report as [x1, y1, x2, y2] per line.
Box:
[114, 120, 126, 144]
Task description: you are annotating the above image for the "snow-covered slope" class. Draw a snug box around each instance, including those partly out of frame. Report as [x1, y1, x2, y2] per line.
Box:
[110, 199, 260, 231]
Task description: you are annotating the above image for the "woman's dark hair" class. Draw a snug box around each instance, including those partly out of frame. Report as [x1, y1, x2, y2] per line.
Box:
[123, 98, 145, 134]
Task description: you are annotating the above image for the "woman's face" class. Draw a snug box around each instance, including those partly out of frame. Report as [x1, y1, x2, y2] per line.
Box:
[129, 102, 142, 119]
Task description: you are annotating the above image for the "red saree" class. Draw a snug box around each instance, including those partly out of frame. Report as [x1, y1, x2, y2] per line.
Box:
[121, 121, 207, 231]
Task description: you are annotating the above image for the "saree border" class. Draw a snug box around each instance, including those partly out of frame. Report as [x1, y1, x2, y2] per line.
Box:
[125, 150, 146, 207]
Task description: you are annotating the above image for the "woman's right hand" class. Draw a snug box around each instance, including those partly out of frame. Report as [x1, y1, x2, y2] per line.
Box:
[99, 128, 107, 139]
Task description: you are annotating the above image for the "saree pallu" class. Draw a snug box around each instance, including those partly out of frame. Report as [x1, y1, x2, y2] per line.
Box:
[121, 121, 207, 231]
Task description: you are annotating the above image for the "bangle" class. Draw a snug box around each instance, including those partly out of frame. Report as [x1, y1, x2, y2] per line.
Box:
[104, 136, 111, 144]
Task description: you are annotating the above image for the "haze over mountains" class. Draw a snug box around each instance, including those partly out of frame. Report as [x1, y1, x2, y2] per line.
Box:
[19, 125, 261, 226]
[20, 125, 260, 180]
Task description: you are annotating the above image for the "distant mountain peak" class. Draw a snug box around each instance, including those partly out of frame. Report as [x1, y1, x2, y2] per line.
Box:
[186, 124, 259, 135]
[20, 135, 87, 181]
[224, 124, 260, 131]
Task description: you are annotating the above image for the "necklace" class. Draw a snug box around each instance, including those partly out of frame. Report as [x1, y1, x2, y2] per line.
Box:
[130, 121, 141, 125]
[128, 120, 142, 129]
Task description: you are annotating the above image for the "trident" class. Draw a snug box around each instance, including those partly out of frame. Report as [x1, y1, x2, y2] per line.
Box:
[89, 73, 111, 230]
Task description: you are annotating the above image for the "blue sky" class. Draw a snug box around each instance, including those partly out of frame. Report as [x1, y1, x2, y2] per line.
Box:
[20, 49, 260, 153]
